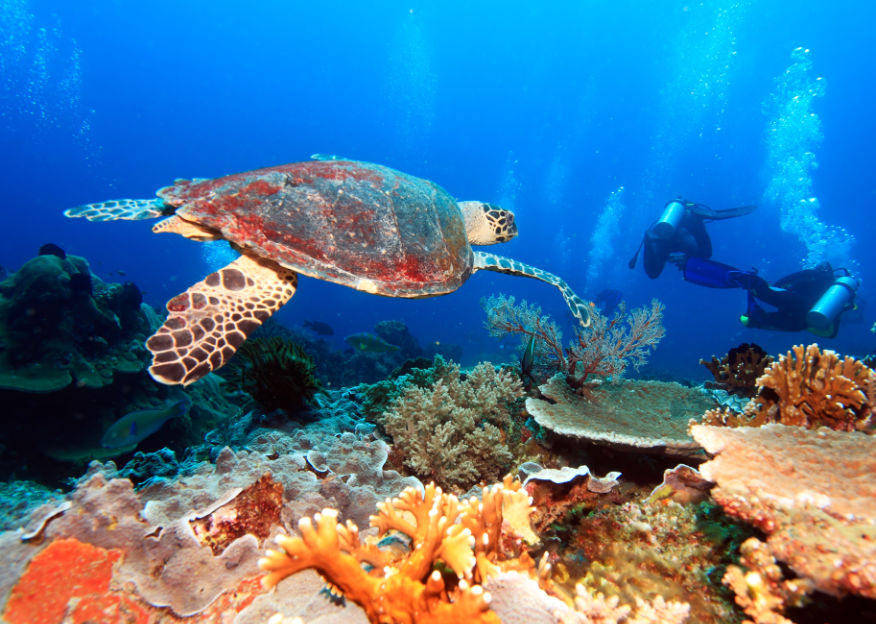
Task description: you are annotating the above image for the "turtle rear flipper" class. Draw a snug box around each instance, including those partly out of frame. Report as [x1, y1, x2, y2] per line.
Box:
[64, 198, 168, 222]
[146, 255, 298, 385]
[473, 251, 592, 328]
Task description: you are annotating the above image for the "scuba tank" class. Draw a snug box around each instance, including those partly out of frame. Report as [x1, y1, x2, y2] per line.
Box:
[651, 200, 686, 238]
[806, 275, 859, 334]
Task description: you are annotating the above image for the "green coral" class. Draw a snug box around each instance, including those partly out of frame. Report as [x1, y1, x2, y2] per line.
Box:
[358, 354, 456, 429]
[567, 499, 754, 624]
[221, 336, 320, 415]
[382, 360, 524, 492]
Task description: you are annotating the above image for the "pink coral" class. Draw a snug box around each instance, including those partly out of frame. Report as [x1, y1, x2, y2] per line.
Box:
[692, 423, 876, 599]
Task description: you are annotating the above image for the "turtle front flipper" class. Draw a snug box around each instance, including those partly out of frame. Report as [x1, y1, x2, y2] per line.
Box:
[473, 251, 592, 328]
[146, 255, 298, 385]
[64, 198, 169, 222]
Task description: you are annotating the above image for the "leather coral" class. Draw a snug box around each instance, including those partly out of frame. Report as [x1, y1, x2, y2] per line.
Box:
[259, 476, 537, 624]
[755, 343, 875, 432]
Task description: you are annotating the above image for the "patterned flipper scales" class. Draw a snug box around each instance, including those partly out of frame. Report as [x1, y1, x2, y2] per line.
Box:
[146, 255, 298, 385]
[64, 198, 167, 222]
[473, 251, 592, 328]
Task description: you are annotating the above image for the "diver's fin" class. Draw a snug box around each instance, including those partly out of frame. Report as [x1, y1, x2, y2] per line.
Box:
[64, 198, 168, 222]
[689, 203, 757, 220]
[473, 251, 591, 327]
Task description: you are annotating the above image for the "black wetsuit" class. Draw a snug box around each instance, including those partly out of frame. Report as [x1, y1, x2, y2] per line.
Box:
[635, 200, 756, 279]
[742, 263, 837, 334]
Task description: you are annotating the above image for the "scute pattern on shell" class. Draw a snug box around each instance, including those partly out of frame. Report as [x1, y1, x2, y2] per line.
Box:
[162, 160, 474, 297]
[147, 256, 298, 385]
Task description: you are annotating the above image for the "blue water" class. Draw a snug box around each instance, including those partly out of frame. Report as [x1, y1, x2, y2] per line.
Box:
[2, 0, 874, 379]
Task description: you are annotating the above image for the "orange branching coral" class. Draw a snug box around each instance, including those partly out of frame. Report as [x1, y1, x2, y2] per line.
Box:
[756, 344, 876, 432]
[701, 343, 773, 397]
[722, 537, 813, 624]
[259, 476, 537, 624]
[700, 400, 768, 428]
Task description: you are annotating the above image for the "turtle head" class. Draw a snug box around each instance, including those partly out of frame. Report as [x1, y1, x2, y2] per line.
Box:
[459, 201, 518, 246]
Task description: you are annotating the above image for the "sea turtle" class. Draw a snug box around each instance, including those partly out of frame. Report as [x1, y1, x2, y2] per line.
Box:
[65, 159, 591, 386]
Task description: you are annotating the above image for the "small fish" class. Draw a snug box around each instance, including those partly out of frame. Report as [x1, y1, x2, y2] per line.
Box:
[344, 332, 399, 353]
[101, 398, 191, 449]
[310, 153, 344, 161]
[520, 334, 537, 381]
[302, 319, 334, 336]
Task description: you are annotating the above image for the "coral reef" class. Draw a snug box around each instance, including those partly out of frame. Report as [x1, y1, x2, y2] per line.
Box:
[221, 336, 321, 415]
[691, 423, 876, 600]
[698, 344, 876, 434]
[755, 344, 875, 432]
[382, 360, 525, 491]
[0, 253, 153, 392]
[260, 477, 537, 623]
[190, 473, 284, 556]
[0, 417, 416, 621]
[521, 465, 621, 533]
[483, 294, 665, 393]
[570, 499, 748, 623]
[0, 252, 219, 484]
[700, 343, 773, 398]
[722, 537, 813, 624]
[261, 476, 690, 624]
[357, 354, 456, 430]
[526, 374, 715, 456]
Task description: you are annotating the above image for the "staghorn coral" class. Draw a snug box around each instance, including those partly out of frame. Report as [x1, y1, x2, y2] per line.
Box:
[754, 344, 875, 432]
[221, 336, 321, 415]
[483, 294, 665, 394]
[259, 476, 538, 624]
[382, 361, 524, 491]
[691, 423, 876, 599]
[700, 343, 773, 398]
[722, 537, 813, 624]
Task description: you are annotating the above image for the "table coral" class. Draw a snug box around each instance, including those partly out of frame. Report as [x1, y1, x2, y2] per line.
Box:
[526, 375, 715, 456]
[691, 423, 876, 599]
[754, 344, 875, 432]
[260, 476, 539, 623]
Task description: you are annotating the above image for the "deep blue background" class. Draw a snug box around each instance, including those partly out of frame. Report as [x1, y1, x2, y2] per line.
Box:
[2, 0, 874, 379]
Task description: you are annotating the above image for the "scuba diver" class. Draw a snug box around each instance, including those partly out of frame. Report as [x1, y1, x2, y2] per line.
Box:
[681, 256, 859, 338]
[628, 198, 757, 279]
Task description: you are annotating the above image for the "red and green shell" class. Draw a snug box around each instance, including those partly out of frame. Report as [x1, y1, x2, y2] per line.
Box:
[157, 160, 473, 297]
